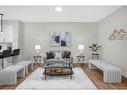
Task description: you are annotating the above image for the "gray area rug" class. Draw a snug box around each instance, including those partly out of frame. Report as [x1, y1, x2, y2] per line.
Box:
[16, 67, 97, 90]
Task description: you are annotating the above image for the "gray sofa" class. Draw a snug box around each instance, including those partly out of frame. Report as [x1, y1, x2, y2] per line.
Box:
[43, 51, 73, 65]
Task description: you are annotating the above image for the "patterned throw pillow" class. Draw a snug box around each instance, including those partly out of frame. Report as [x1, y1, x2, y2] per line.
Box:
[55, 51, 62, 59]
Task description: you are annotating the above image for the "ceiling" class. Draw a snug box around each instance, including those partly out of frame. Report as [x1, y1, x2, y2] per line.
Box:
[0, 6, 121, 22]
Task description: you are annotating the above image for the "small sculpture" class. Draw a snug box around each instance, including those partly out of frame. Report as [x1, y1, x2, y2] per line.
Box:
[109, 29, 127, 41]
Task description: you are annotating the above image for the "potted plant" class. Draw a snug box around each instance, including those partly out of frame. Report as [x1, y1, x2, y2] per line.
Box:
[89, 43, 101, 54]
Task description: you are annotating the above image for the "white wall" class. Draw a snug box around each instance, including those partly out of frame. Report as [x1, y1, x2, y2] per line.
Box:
[16, 21, 24, 62]
[22, 22, 97, 63]
[98, 7, 127, 76]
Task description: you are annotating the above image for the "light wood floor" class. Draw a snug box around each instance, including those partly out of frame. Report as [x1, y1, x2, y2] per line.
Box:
[0, 64, 127, 89]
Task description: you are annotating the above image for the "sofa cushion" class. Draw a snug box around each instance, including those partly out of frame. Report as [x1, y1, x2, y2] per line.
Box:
[46, 52, 54, 59]
[47, 59, 65, 64]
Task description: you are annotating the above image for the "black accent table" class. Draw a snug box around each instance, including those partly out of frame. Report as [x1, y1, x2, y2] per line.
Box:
[92, 53, 99, 59]
[33, 55, 42, 65]
[76, 55, 85, 65]
[43, 63, 73, 80]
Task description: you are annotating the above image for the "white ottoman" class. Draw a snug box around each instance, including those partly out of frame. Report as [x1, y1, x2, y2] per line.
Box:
[16, 61, 33, 75]
[0, 65, 25, 85]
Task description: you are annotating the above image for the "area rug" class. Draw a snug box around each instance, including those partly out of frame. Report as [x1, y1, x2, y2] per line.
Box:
[16, 67, 97, 90]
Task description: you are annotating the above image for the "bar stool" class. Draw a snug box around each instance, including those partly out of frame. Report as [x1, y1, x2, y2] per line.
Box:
[0, 50, 12, 69]
[11, 49, 20, 63]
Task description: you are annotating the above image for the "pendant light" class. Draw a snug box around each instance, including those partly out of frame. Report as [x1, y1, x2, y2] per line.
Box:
[0, 14, 3, 35]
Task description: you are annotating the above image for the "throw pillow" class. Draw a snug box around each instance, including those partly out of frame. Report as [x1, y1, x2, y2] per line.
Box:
[63, 51, 71, 58]
[55, 51, 62, 59]
[46, 52, 54, 59]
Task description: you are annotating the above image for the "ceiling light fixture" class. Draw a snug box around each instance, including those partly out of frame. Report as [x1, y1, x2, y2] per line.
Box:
[55, 7, 63, 12]
[0, 14, 3, 35]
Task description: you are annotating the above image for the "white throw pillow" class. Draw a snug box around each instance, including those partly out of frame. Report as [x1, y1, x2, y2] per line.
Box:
[55, 52, 62, 59]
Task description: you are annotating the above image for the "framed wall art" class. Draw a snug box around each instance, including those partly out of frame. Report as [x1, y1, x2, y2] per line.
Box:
[50, 32, 71, 47]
